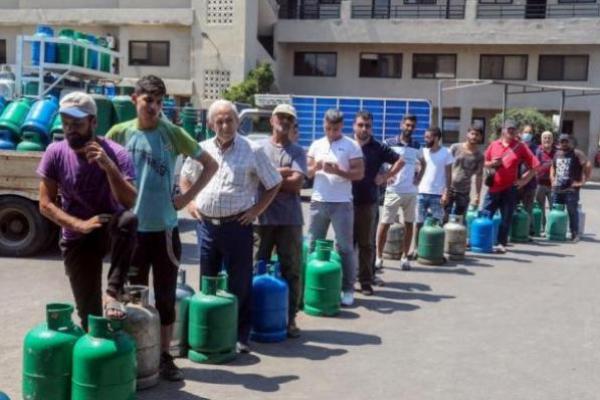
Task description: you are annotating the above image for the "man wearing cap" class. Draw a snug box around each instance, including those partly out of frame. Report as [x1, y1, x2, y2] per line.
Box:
[482, 120, 540, 253]
[550, 134, 591, 242]
[255, 103, 306, 338]
[37, 92, 138, 330]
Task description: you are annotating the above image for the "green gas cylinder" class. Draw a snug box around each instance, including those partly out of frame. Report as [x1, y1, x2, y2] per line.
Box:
[510, 204, 530, 243]
[71, 316, 136, 400]
[304, 248, 342, 317]
[16, 131, 45, 152]
[308, 239, 342, 265]
[188, 276, 237, 364]
[532, 202, 543, 237]
[0, 98, 32, 137]
[417, 217, 446, 265]
[90, 94, 113, 136]
[98, 37, 111, 73]
[73, 31, 88, 67]
[22, 303, 84, 400]
[112, 96, 136, 124]
[57, 29, 75, 65]
[546, 203, 568, 241]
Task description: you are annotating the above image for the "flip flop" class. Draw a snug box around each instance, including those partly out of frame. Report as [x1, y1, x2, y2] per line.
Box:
[103, 299, 127, 320]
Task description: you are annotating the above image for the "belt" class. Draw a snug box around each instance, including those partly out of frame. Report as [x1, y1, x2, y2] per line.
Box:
[200, 211, 246, 226]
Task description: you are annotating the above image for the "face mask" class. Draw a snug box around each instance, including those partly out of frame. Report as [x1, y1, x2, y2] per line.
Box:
[522, 133, 533, 143]
[66, 133, 91, 150]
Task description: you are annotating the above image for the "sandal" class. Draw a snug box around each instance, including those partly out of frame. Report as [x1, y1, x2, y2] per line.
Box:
[103, 299, 127, 320]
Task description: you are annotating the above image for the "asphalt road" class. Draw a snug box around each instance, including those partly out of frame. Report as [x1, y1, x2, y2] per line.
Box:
[1, 185, 600, 400]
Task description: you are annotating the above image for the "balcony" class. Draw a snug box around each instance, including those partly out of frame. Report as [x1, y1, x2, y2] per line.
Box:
[278, 3, 342, 19]
[477, 2, 600, 19]
[351, 2, 466, 19]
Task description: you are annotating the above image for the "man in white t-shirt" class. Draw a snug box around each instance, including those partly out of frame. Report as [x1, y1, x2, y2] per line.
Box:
[307, 109, 364, 307]
[415, 127, 454, 249]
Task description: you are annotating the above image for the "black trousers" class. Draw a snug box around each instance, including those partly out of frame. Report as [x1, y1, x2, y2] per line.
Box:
[60, 210, 137, 330]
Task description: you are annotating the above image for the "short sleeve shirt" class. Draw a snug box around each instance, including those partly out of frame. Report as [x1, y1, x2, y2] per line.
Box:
[449, 143, 484, 194]
[535, 147, 556, 187]
[385, 137, 422, 195]
[352, 138, 400, 205]
[484, 139, 540, 193]
[181, 134, 282, 218]
[258, 139, 307, 226]
[552, 148, 586, 192]
[36, 138, 135, 241]
[106, 118, 202, 232]
[418, 146, 454, 195]
[307, 135, 363, 203]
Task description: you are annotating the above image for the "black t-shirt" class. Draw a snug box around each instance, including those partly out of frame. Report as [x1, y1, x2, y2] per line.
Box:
[352, 138, 400, 205]
[553, 149, 584, 191]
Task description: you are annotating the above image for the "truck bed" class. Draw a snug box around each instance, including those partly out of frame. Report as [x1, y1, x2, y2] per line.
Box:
[0, 150, 42, 201]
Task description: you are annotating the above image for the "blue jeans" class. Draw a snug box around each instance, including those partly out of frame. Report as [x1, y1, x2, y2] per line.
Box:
[551, 190, 579, 237]
[483, 186, 518, 246]
[196, 220, 254, 343]
[417, 193, 444, 223]
[308, 201, 358, 292]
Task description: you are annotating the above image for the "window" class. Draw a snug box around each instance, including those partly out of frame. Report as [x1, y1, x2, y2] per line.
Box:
[128, 41, 170, 66]
[360, 53, 402, 78]
[442, 117, 460, 144]
[558, 0, 596, 3]
[561, 120, 574, 135]
[480, 55, 527, 80]
[478, 0, 512, 3]
[404, 0, 437, 4]
[0, 40, 5, 64]
[294, 52, 337, 76]
[412, 54, 456, 79]
[538, 55, 588, 81]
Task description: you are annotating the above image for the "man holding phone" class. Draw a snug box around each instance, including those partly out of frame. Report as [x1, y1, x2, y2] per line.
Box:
[38, 92, 138, 330]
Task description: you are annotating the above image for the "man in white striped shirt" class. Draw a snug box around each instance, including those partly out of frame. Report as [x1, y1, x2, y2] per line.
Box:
[180, 100, 281, 353]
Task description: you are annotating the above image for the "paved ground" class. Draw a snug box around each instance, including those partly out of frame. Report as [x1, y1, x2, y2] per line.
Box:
[1, 185, 600, 400]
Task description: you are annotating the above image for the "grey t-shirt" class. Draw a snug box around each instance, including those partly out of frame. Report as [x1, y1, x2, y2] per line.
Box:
[449, 143, 484, 193]
[258, 139, 307, 226]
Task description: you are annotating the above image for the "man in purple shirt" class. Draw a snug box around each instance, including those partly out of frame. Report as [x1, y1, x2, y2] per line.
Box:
[37, 92, 138, 330]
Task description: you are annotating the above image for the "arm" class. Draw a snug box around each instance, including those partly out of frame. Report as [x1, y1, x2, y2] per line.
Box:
[376, 157, 405, 186]
[474, 171, 483, 205]
[550, 164, 556, 186]
[516, 168, 536, 189]
[324, 158, 365, 181]
[414, 155, 426, 186]
[516, 145, 542, 188]
[179, 174, 202, 220]
[173, 151, 218, 210]
[441, 163, 452, 204]
[278, 167, 304, 193]
[573, 151, 592, 187]
[306, 156, 322, 179]
[39, 178, 103, 234]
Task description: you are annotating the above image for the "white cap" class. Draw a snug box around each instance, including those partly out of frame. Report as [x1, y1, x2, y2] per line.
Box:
[272, 103, 297, 119]
[59, 92, 97, 118]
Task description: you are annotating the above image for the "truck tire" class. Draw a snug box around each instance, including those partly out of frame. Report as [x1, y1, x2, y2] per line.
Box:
[0, 196, 50, 257]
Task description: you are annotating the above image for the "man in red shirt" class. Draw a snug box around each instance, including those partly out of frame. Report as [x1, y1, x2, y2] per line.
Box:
[483, 120, 540, 253]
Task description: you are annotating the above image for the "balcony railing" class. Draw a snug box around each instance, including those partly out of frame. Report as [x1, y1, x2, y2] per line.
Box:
[351, 3, 466, 19]
[278, 4, 341, 20]
[477, 3, 600, 19]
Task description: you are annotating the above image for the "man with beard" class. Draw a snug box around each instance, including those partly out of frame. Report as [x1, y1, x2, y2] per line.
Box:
[37, 92, 138, 330]
[376, 115, 421, 271]
[352, 111, 404, 295]
[107, 75, 218, 381]
[445, 126, 484, 219]
[414, 127, 454, 250]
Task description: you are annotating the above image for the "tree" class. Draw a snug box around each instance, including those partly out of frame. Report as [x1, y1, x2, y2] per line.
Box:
[489, 108, 554, 140]
[222, 62, 275, 106]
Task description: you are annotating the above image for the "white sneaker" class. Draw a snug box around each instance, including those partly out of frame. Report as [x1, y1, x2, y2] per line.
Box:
[401, 258, 412, 271]
[340, 291, 354, 307]
[375, 257, 384, 270]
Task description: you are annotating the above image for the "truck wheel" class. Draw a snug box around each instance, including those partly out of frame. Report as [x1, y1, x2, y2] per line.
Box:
[0, 196, 50, 257]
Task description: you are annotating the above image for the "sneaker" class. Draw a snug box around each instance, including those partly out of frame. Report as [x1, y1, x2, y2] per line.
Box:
[287, 319, 301, 338]
[340, 291, 354, 306]
[374, 257, 384, 271]
[160, 352, 184, 381]
[571, 235, 580, 243]
[360, 283, 374, 296]
[236, 341, 251, 354]
[373, 276, 385, 287]
[494, 244, 507, 254]
[401, 258, 412, 271]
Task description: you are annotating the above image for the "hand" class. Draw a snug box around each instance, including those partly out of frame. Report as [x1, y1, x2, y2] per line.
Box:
[186, 201, 202, 220]
[238, 206, 260, 226]
[375, 173, 387, 186]
[76, 216, 104, 234]
[323, 162, 341, 175]
[571, 181, 584, 188]
[515, 178, 527, 189]
[489, 158, 502, 169]
[278, 167, 293, 178]
[172, 194, 188, 211]
[471, 196, 480, 207]
[85, 141, 115, 172]
[314, 160, 324, 171]
[440, 193, 449, 206]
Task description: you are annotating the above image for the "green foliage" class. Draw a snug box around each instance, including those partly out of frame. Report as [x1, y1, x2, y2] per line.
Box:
[489, 108, 554, 140]
[222, 62, 275, 106]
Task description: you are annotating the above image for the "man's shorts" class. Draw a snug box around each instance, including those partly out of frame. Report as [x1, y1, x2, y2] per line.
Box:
[417, 193, 444, 224]
[381, 192, 417, 224]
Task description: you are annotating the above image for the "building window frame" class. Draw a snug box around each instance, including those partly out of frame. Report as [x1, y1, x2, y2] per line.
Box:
[479, 54, 528, 80]
[294, 51, 337, 77]
[0, 39, 6, 64]
[538, 55, 589, 81]
[403, 0, 437, 4]
[478, 0, 512, 3]
[558, 0, 596, 3]
[359, 52, 403, 78]
[412, 53, 457, 79]
[128, 40, 170, 67]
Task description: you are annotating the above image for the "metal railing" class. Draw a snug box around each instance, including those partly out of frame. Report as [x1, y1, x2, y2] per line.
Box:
[278, 4, 341, 19]
[477, 3, 600, 19]
[351, 3, 466, 19]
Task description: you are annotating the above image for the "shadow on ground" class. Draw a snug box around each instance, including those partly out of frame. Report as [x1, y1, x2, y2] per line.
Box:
[138, 380, 211, 400]
[181, 368, 299, 393]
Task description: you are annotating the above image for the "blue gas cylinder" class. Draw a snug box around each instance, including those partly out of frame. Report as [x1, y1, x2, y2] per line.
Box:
[470, 211, 494, 253]
[0, 130, 16, 150]
[21, 96, 58, 139]
[32, 25, 57, 65]
[251, 261, 289, 343]
[0, 390, 10, 399]
[492, 211, 502, 245]
[86, 34, 98, 70]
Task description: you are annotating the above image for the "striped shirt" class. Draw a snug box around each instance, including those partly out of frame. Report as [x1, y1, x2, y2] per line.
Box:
[181, 134, 282, 218]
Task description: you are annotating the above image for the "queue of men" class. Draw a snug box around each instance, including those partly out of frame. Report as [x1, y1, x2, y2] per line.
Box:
[37, 74, 592, 385]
